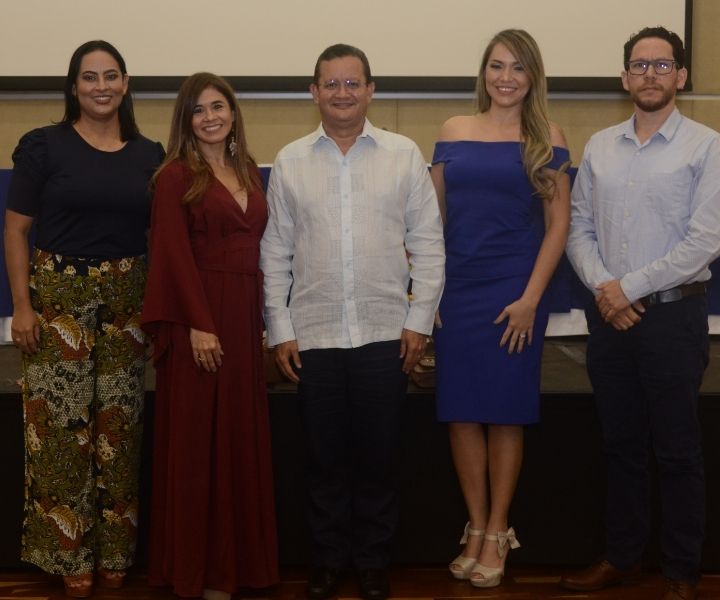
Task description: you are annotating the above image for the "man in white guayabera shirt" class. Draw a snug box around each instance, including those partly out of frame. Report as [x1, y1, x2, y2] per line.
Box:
[563, 26, 720, 600]
[260, 44, 444, 600]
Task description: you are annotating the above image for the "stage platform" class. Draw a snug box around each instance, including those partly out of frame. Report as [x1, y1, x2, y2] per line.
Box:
[1, 341, 719, 570]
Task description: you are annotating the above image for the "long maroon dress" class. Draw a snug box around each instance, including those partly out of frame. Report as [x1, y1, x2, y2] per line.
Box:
[141, 160, 278, 597]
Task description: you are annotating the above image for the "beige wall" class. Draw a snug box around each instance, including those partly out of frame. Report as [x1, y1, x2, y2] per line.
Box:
[1, 0, 718, 168]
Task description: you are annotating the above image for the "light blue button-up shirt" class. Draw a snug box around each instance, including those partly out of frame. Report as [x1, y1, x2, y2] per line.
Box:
[566, 108, 720, 303]
[260, 120, 445, 351]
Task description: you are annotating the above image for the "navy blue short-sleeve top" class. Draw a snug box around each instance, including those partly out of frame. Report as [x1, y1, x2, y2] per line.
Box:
[8, 122, 164, 258]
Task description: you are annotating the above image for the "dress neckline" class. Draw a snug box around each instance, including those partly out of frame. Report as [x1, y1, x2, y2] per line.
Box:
[438, 139, 522, 144]
[437, 140, 568, 152]
[213, 176, 249, 216]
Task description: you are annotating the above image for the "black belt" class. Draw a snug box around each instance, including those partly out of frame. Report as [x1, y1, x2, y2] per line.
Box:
[640, 282, 706, 307]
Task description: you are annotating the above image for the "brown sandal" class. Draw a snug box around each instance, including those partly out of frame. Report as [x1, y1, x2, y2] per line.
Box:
[96, 567, 126, 589]
[63, 574, 93, 598]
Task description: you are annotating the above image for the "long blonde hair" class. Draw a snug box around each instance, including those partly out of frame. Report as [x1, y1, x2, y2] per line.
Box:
[476, 29, 567, 201]
[154, 72, 258, 203]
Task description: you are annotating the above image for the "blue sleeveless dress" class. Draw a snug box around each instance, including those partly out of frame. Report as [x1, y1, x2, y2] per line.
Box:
[433, 141, 569, 424]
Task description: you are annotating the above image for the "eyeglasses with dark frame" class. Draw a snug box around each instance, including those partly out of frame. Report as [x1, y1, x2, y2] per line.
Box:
[319, 79, 366, 92]
[625, 59, 680, 76]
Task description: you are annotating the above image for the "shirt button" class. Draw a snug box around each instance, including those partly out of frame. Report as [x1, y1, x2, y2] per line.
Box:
[622, 243, 628, 249]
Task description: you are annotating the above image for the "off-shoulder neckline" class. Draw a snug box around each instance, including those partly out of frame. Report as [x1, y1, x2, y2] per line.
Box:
[436, 140, 568, 151]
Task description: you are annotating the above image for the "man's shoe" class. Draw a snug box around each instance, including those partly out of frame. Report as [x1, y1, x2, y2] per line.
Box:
[306, 568, 341, 600]
[661, 578, 698, 600]
[358, 569, 389, 600]
[559, 560, 641, 591]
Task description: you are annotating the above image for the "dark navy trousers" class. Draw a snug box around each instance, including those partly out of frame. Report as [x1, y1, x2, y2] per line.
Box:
[297, 340, 408, 570]
[586, 296, 708, 583]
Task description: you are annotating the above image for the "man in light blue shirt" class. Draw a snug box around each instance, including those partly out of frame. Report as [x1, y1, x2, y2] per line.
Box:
[260, 44, 444, 600]
[563, 27, 720, 600]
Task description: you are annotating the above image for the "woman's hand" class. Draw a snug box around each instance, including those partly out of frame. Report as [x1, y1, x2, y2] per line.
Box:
[494, 297, 537, 354]
[190, 328, 223, 372]
[11, 304, 40, 354]
[5, 210, 37, 354]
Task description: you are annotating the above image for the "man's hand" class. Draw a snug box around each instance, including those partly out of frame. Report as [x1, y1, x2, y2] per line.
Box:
[608, 301, 646, 331]
[275, 340, 302, 383]
[400, 328, 428, 374]
[595, 279, 631, 321]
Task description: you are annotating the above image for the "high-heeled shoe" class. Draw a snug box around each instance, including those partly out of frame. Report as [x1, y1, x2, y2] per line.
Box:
[449, 522, 485, 579]
[63, 573, 93, 598]
[470, 527, 520, 588]
[96, 567, 126, 589]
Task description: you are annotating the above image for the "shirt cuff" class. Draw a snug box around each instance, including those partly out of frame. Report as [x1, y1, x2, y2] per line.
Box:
[265, 314, 297, 347]
[403, 307, 435, 336]
[620, 271, 653, 304]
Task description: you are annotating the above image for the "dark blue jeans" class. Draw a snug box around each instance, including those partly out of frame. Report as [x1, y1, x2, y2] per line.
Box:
[297, 340, 408, 570]
[586, 296, 708, 583]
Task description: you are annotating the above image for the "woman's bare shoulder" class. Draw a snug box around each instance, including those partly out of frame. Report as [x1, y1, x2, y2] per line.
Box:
[437, 115, 481, 142]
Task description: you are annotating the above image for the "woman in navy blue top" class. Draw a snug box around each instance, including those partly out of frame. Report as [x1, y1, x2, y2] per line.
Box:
[4, 40, 163, 598]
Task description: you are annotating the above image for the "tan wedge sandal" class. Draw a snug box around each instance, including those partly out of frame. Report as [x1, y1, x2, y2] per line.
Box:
[449, 522, 486, 580]
[470, 527, 521, 588]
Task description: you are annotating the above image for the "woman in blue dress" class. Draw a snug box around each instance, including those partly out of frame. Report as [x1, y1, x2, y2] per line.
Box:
[431, 29, 570, 588]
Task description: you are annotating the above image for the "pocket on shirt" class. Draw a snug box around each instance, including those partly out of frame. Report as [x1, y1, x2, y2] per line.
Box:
[644, 173, 692, 225]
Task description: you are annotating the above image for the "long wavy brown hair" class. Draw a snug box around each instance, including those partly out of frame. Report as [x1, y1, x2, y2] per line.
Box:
[155, 72, 258, 203]
[476, 29, 568, 201]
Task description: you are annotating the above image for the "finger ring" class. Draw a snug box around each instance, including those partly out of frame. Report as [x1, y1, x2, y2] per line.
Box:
[13, 338, 20, 343]
[519, 334, 527, 339]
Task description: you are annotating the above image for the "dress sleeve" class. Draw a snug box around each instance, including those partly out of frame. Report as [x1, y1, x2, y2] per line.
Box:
[7, 128, 49, 216]
[140, 162, 217, 360]
[546, 146, 571, 171]
[431, 142, 452, 165]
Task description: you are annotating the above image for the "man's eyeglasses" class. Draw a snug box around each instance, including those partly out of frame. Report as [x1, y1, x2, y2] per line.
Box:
[320, 79, 365, 91]
[625, 59, 680, 76]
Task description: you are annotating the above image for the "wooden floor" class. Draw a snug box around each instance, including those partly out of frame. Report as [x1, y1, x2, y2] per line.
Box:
[1, 568, 719, 600]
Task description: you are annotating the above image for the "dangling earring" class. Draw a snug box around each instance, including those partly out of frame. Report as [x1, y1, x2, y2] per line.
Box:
[228, 131, 237, 157]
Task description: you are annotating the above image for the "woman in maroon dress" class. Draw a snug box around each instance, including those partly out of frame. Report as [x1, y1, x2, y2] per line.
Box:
[141, 72, 278, 599]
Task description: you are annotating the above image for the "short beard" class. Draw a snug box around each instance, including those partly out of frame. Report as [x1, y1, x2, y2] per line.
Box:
[631, 87, 675, 113]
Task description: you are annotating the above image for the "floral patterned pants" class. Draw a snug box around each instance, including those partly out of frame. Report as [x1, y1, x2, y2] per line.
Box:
[21, 249, 146, 576]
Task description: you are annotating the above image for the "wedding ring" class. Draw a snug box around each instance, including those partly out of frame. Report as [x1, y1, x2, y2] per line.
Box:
[519, 334, 527, 339]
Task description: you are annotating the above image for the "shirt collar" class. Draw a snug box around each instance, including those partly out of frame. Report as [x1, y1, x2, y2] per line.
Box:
[655, 107, 683, 140]
[619, 107, 683, 144]
[309, 118, 378, 147]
